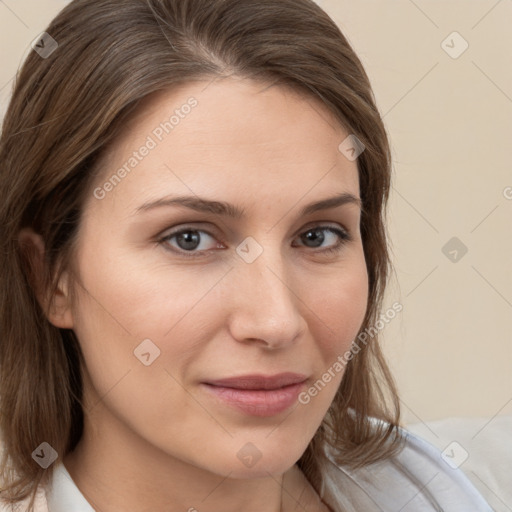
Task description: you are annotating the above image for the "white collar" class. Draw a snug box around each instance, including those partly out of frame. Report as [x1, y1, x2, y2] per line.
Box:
[46, 461, 95, 512]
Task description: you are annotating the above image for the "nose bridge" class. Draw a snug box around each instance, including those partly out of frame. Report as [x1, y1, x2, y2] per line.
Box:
[227, 237, 305, 347]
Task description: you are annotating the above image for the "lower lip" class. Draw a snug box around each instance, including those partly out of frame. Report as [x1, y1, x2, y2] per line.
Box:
[201, 382, 306, 417]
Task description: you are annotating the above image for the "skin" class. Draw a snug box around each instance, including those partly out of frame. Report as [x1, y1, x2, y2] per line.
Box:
[20, 77, 368, 512]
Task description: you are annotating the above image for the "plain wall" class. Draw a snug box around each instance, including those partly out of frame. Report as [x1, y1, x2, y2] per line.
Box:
[1, 0, 511, 425]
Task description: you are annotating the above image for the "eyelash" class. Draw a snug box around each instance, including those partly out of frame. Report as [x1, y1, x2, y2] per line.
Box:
[157, 224, 353, 259]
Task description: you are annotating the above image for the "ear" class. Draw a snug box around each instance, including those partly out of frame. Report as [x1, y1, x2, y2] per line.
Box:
[17, 227, 74, 329]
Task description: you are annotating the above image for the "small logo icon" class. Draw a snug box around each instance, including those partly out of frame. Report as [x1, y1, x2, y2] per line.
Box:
[134, 338, 161, 366]
[338, 135, 365, 161]
[236, 237, 263, 264]
[442, 237, 468, 263]
[32, 442, 58, 469]
[31, 32, 58, 59]
[441, 441, 469, 469]
[441, 32, 469, 59]
[236, 442, 262, 468]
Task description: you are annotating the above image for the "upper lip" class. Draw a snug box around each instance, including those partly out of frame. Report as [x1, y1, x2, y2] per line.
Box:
[203, 372, 308, 390]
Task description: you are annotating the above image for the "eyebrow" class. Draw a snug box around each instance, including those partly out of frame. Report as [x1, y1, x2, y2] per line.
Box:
[135, 192, 362, 218]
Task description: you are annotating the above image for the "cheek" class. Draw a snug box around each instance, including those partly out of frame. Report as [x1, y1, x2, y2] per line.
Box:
[72, 233, 226, 340]
[307, 256, 369, 361]
[68, 240, 200, 404]
[70, 271, 207, 446]
[290, 254, 368, 411]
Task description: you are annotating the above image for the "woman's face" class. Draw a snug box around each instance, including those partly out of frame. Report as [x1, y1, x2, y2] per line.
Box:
[58, 77, 368, 479]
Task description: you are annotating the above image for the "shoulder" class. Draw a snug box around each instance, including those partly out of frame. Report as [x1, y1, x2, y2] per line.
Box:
[319, 417, 494, 511]
[392, 425, 493, 509]
[406, 415, 512, 511]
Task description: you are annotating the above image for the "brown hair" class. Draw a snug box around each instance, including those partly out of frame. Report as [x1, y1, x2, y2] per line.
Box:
[0, 0, 404, 509]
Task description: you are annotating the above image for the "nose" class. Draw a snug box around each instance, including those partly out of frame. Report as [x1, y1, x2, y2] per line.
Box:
[226, 244, 307, 350]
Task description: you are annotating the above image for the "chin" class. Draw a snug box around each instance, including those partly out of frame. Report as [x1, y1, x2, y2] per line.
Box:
[214, 438, 307, 479]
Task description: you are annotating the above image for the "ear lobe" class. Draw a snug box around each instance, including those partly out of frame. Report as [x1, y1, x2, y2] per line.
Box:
[17, 227, 74, 329]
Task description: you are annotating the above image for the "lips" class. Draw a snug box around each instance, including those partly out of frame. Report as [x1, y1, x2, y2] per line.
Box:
[201, 373, 308, 417]
[203, 372, 308, 390]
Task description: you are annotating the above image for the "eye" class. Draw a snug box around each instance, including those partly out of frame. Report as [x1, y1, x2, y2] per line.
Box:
[159, 228, 222, 257]
[293, 225, 352, 254]
[158, 224, 352, 258]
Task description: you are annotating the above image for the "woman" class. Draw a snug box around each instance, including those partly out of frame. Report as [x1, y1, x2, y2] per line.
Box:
[0, 0, 493, 511]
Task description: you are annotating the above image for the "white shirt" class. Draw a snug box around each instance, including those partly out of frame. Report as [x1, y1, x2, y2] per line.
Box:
[318, 426, 495, 511]
[2, 426, 494, 511]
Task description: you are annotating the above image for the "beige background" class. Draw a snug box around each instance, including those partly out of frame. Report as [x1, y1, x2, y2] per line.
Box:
[1, 1, 511, 426]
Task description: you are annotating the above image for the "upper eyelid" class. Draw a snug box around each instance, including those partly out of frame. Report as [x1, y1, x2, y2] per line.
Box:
[161, 221, 350, 237]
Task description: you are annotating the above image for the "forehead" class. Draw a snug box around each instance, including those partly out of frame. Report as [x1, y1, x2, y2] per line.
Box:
[86, 77, 360, 216]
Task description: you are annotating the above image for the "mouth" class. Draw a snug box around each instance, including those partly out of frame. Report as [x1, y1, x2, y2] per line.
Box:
[200, 373, 308, 417]
[203, 372, 308, 390]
